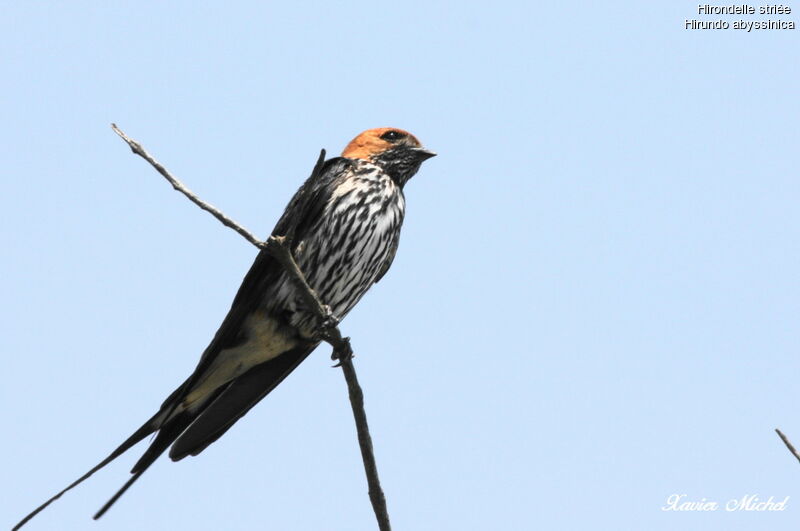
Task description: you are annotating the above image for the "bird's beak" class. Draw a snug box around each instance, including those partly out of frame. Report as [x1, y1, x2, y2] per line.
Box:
[411, 147, 437, 161]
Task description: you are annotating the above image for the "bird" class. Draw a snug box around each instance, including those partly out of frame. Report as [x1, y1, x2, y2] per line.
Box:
[14, 127, 436, 530]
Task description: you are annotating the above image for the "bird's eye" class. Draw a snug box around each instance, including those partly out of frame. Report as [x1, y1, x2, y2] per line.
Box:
[380, 130, 406, 142]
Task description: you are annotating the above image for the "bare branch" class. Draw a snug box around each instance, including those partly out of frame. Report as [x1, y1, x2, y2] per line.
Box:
[111, 124, 390, 531]
[340, 359, 391, 531]
[111, 123, 266, 249]
[775, 429, 800, 465]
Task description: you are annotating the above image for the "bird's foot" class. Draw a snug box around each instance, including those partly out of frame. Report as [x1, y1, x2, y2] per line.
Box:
[319, 305, 340, 332]
[331, 337, 354, 367]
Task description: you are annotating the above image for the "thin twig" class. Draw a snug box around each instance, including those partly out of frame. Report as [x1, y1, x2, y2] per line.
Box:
[775, 429, 800, 465]
[111, 123, 266, 249]
[341, 360, 391, 531]
[111, 124, 391, 531]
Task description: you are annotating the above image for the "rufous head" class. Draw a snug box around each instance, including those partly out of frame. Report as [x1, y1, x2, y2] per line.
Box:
[342, 127, 435, 186]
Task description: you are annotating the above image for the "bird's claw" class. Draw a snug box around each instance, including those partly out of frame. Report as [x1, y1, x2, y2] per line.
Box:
[320, 305, 340, 331]
[331, 337, 354, 367]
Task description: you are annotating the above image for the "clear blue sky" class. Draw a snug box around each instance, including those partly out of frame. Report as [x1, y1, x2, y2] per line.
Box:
[2, 2, 798, 530]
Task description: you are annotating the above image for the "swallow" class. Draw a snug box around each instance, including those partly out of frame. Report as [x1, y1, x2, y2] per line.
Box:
[14, 127, 435, 529]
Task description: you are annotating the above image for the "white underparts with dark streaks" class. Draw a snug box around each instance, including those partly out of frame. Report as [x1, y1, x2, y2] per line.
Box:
[271, 161, 405, 337]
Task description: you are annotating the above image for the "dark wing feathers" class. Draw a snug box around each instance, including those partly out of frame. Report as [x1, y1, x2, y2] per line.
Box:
[181, 153, 349, 388]
[158, 153, 349, 416]
[272, 152, 349, 240]
[93, 413, 195, 520]
[169, 344, 316, 461]
[13, 151, 355, 530]
[160, 158, 354, 458]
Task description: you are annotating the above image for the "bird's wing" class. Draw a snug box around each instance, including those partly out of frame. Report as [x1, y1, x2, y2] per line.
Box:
[91, 155, 359, 517]
[168, 344, 316, 460]
[12, 153, 358, 530]
[160, 154, 354, 412]
[155, 157, 358, 459]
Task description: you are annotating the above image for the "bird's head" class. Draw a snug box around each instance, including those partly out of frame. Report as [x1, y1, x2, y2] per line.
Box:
[342, 127, 436, 186]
